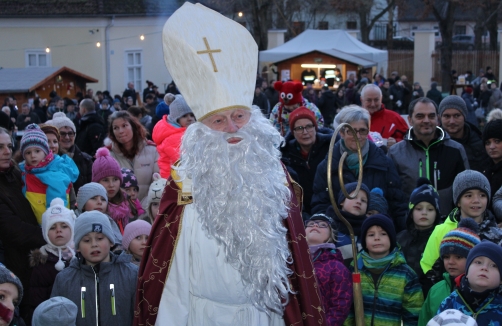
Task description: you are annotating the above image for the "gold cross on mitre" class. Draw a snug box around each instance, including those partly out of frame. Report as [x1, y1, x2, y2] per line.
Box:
[196, 37, 221, 72]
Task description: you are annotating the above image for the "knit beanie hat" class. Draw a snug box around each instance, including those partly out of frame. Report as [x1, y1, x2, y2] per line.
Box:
[39, 124, 61, 142]
[74, 211, 115, 249]
[482, 119, 502, 143]
[408, 178, 441, 220]
[122, 220, 152, 250]
[427, 309, 477, 326]
[439, 95, 468, 118]
[306, 213, 336, 243]
[337, 182, 370, 208]
[48, 112, 76, 134]
[452, 170, 491, 205]
[168, 95, 193, 124]
[32, 296, 78, 326]
[148, 173, 167, 205]
[76, 182, 108, 213]
[0, 263, 23, 306]
[466, 241, 502, 283]
[156, 101, 170, 119]
[92, 147, 123, 183]
[367, 188, 388, 215]
[20, 124, 50, 157]
[360, 214, 396, 252]
[289, 106, 317, 131]
[274, 81, 304, 106]
[121, 168, 139, 190]
[440, 218, 480, 258]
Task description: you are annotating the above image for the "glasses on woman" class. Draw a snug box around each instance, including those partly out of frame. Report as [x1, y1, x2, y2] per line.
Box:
[60, 131, 75, 138]
[305, 221, 329, 228]
[343, 127, 369, 136]
[293, 124, 315, 134]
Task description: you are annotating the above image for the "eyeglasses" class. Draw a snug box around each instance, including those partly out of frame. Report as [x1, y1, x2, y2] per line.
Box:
[305, 221, 329, 228]
[60, 132, 75, 138]
[343, 127, 369, 136]
[293, 124, 315, 134]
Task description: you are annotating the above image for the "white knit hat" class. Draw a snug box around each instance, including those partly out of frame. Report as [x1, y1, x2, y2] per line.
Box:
[427, 309, 477, 326]
[162, 2, 258, 121]
[48, 112, 76, 134]
[41, 198, 77, 271]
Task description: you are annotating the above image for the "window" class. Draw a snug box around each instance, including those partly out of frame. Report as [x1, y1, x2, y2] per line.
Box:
[125, 50, 143, 91]
[25, 50, 51, 67]
[346, 21, 357, 30]
[454, 25, 466, 35]
[318, 21, 328, 30]
[292, 21, 305, 36]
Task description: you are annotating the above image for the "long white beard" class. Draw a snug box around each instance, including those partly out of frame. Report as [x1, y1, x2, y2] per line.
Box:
[174, 107, 293, 314]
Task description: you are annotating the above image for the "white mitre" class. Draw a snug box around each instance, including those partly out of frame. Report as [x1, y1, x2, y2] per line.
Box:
[162, 2, 258, 121]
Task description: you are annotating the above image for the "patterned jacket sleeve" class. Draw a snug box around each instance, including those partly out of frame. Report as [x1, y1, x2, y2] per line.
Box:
[327, 262, 353, 325]
[402, 268, 424, 326]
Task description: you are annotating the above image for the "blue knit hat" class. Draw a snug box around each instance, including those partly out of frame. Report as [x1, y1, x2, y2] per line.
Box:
[121, 168, 139, 191]
[367, 188, 388, 215]
[337, 182, 370, 208]
[408, 178, 441, 220]
[466, 241, 502, 283]
[21, 123, 50, 157]
[360, 214, 396, 252]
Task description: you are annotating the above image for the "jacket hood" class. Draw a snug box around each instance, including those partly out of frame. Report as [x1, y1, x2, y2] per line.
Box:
[405, 126, 448, 144]
[152, 116, 186, 145]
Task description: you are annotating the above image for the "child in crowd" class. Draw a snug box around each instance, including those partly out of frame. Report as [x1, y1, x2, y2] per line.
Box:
[29, 198, 76, 319]
[343, 214, 423, 326]
[418, 219, 480, 326]
[366, 187, 388, 217]
[304, 213, 353, 326]
[120, 168, 146, 218]
[0, 263, 23, 326]
[19, 124, 79, 224]
[122, 220, 151, 266]
[397, 178, 441, 278]
[437, 241, 502, 324]
[92, 147, 136, 234]
[327, 182, 370, 265]
[144, 173, 167, 224]
[75, 182, 122, 248]
[32, 296, 78, 326]
[51, 211, 138, 326]
[421, 170, 502, 273]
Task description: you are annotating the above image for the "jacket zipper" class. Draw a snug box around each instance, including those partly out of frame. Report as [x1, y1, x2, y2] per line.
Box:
[92, 267, 100, 326]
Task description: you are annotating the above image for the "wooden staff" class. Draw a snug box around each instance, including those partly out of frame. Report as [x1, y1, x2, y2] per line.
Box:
[327, 122, 365, 326]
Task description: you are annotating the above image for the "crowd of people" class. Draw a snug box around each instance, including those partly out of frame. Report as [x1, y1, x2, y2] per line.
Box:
[1, 4, 502, 326]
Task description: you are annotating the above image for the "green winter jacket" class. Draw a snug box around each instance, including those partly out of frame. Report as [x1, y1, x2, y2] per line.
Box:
[420, 209, 458, 273]
[418, 272, 454, 326]
[343, 250, 423, 326]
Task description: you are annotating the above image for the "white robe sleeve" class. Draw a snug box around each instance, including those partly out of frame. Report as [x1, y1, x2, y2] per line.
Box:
[155, 207, 193, 326]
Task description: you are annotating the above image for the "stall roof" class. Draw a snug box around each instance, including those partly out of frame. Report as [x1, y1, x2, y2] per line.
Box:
[260, 29, 388, 68]
[0, 66, 98, 94]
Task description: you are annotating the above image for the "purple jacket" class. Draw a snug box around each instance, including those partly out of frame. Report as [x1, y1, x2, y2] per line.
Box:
[313, 248, 353, 325]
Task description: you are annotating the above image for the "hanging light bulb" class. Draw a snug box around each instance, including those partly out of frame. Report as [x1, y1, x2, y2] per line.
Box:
[45, 47, 50, 53]
[96, 42, 101, 48]
[238, 12, 243, 17]
[140, 35, 145, 41]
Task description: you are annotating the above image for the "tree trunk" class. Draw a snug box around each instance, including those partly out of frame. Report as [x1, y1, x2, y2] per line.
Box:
[359, 9, 370, 44]
[487, 6, 498, 51]
[386, 0, 395, 49]
[473, 7, 485, 50]
[434, 2, 456, 93]
[250, 0, 270, 50]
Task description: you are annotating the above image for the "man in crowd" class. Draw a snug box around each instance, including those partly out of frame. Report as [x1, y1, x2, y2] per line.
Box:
[439, 95, 491, 172]
[135, 3, 326, 325]
[388, 97, 469, 215]
[122, 82, 137, 105]
[16, 102, 40, 131]
[361, 84, 409, 147]
[75, 98, 105, 156]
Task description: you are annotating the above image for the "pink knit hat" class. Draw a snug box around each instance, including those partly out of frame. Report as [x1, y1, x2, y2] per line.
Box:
[122, 220, 152, 250]
[92, 147, 123, 183]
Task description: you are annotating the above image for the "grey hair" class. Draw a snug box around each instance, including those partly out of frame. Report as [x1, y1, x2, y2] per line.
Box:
[164, 93, 176, 105]
[487, 108, 502, 123]
[360, 84, 382, 99]
[334, 105, 370, 128]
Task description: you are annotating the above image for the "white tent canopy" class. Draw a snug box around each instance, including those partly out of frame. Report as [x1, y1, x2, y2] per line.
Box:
[259, 29, 388, 73]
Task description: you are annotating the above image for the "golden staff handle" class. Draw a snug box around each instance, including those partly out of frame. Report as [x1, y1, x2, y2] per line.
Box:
[327, 122, 365, 326]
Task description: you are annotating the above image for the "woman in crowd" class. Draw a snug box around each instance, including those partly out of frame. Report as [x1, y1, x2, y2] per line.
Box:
[106, 111, 159, 202]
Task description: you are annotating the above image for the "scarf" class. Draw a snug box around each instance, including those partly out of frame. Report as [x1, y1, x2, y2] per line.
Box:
[24, 151, 55, 172]
[459, 275, 497, 311]
[108, 196, 131, 234]
[40, 243, 75, 271]
[309, 243, 336, 257]
[340, 139, 369, 176]
[361, 247, 398, 270]
[335, 210, 366, 236]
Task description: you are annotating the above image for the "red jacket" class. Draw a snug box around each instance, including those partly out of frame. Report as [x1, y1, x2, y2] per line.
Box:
[152, 115, 186, 178]
[370, 105, 409, 142]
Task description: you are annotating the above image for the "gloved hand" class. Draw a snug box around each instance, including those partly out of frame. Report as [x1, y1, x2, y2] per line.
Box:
[396, 100, 402, 107]
[389, 95, 394, 100]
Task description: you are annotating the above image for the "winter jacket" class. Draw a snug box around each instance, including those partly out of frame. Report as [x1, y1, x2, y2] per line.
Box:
[388, 127, 469, 217]
[461, 93, 478, 126]
[97, 108, 113, 132]
[418, 273, 454, 326]
[487, 87, 502, 113]
[438, 279, 502, 325]
[312, 248, 353, 326]
[389, 84, 407, 112]
[16, 112, 41, 130]
[0, 164, 45, 321]
[412, 87, 424, 100]
[252, 92, 269, 116]
[478, 90, 491, 109]
[343, 250, 423, 326]
[397, 225, 438, 280]
[51, 252, 138, 326]
[426, 87, 443, 106]
[493, 185, 502, 221]
[66, 144, 93, 195]
[369, 105, 409, 142]
[108, 140, 159, 202]
[380, 87, 393, 111]
[317, 90, 336, 127]
[28, 249, 71, 321]
[448, 122, 491, 174]
[280, 128, 333, 215]
[152, 116, 186, 179]
[420, 208, 502, 273]
[484, 160, 502, 203]
[270, 99, 324, 136]
[75, 112, 106, 157]
[311, 140, 408, 230]
[19, 154, 80, 225]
